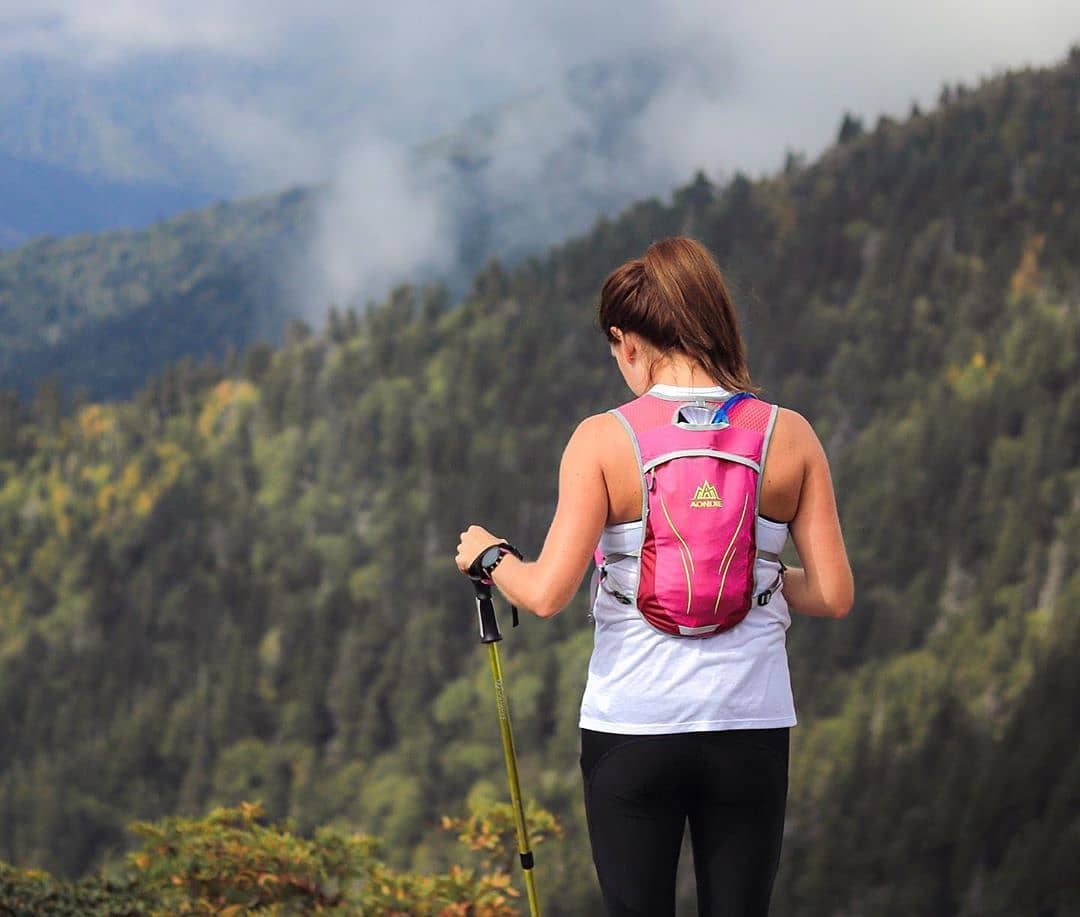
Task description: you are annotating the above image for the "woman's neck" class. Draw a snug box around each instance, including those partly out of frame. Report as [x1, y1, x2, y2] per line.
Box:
[649, 356, 721, 389]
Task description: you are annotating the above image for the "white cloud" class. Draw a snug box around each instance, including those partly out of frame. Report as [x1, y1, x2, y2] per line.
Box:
[171, 92, 330, 191]
[298, 139, 455, 316]
[3, 0, 1078, 309]
[6, 1, 1077, 168]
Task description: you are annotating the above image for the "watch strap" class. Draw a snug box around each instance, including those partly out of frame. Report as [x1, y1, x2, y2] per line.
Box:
[470, 541, 524, 628]
[478, 541, 523, 578]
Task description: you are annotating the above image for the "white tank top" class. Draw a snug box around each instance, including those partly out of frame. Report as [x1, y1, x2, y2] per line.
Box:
[579, 384, 798, 734]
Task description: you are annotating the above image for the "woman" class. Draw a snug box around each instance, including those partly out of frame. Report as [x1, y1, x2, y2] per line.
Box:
[456, 236, 853, 916]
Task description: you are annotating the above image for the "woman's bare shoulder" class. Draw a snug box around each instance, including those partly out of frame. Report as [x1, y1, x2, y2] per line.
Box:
[561, 412, 622, 453]
[564, 413, 634, 477]
[770, 407, 822, 458]
[573, 411, 623, 439]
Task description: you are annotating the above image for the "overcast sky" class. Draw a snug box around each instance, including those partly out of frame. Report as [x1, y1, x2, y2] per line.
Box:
[4, 0, 1078, 177]
[4, 1, 1078, 311]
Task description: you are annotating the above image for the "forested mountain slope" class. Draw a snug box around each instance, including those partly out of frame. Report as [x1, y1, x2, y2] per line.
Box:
[0, 51, 674, 403]
[0, 188, 316, 401]
[0, 49, 1077, 916]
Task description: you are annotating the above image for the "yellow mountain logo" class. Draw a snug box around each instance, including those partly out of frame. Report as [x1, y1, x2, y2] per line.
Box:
[690, 481, 723, 508]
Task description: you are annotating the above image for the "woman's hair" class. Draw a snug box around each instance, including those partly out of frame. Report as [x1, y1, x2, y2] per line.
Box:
[597, 236, 756, 392]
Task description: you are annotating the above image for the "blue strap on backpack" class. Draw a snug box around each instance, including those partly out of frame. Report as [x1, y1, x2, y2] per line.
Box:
[710, 392, 756, 425]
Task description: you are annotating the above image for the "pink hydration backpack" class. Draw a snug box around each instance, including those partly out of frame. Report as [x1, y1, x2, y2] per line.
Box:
[595, 391, 783, 637]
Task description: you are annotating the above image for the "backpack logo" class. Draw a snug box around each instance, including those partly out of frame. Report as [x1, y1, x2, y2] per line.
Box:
[690, 480, 723, 509]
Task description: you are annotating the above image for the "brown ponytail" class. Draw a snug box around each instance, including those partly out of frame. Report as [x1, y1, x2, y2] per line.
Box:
[597, 237, 756, 393]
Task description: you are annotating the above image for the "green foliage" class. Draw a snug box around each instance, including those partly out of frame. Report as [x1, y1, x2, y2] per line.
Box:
[0, 864, 151, 917]
[443, 802, 562, 877]
[126, 801, 375, 914]
[0, 801, 558, 915]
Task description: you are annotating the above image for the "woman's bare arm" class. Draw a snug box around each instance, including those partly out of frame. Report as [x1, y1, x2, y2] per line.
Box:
[783, 414, 854, 618]
[456, 415, 609, 618]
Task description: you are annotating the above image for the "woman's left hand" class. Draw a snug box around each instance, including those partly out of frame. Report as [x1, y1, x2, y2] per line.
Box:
[456, 525, 502, 575]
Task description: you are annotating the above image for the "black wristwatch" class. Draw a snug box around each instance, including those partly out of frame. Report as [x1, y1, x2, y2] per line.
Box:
[472, 541, 524, 581]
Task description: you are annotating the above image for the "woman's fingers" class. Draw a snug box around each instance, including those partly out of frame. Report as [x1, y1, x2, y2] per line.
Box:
[455, 525, 497, 574]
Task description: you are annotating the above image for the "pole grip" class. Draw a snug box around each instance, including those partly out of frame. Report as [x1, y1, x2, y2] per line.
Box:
[475, 586, 503, 644]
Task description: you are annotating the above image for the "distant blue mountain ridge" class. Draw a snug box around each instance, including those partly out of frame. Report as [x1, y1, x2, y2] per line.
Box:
[0, 149, 213, 247]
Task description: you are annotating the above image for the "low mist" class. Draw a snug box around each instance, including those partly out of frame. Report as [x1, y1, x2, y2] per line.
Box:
[3, 1, 1078, 314]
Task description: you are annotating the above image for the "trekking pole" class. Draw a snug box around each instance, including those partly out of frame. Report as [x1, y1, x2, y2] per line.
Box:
[468, 570, 541, 917]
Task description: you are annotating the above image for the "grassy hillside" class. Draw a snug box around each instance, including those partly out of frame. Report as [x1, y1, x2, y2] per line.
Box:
[0, 48, 1077, 916]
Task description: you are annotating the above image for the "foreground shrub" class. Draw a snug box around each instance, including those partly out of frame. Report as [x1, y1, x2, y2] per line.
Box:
[0, 800, 559, 915]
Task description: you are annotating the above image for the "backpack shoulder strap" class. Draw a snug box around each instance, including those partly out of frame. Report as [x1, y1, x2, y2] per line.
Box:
[608, 394, 662, 530]
[611, 393, 676, 435]
[724, 396, 780, 517]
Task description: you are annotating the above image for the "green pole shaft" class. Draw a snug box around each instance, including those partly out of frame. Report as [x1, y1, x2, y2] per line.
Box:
[486, 641, 541, 917]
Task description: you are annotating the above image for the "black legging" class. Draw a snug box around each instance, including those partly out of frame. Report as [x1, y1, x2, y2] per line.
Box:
[580, 727, 789, 917]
